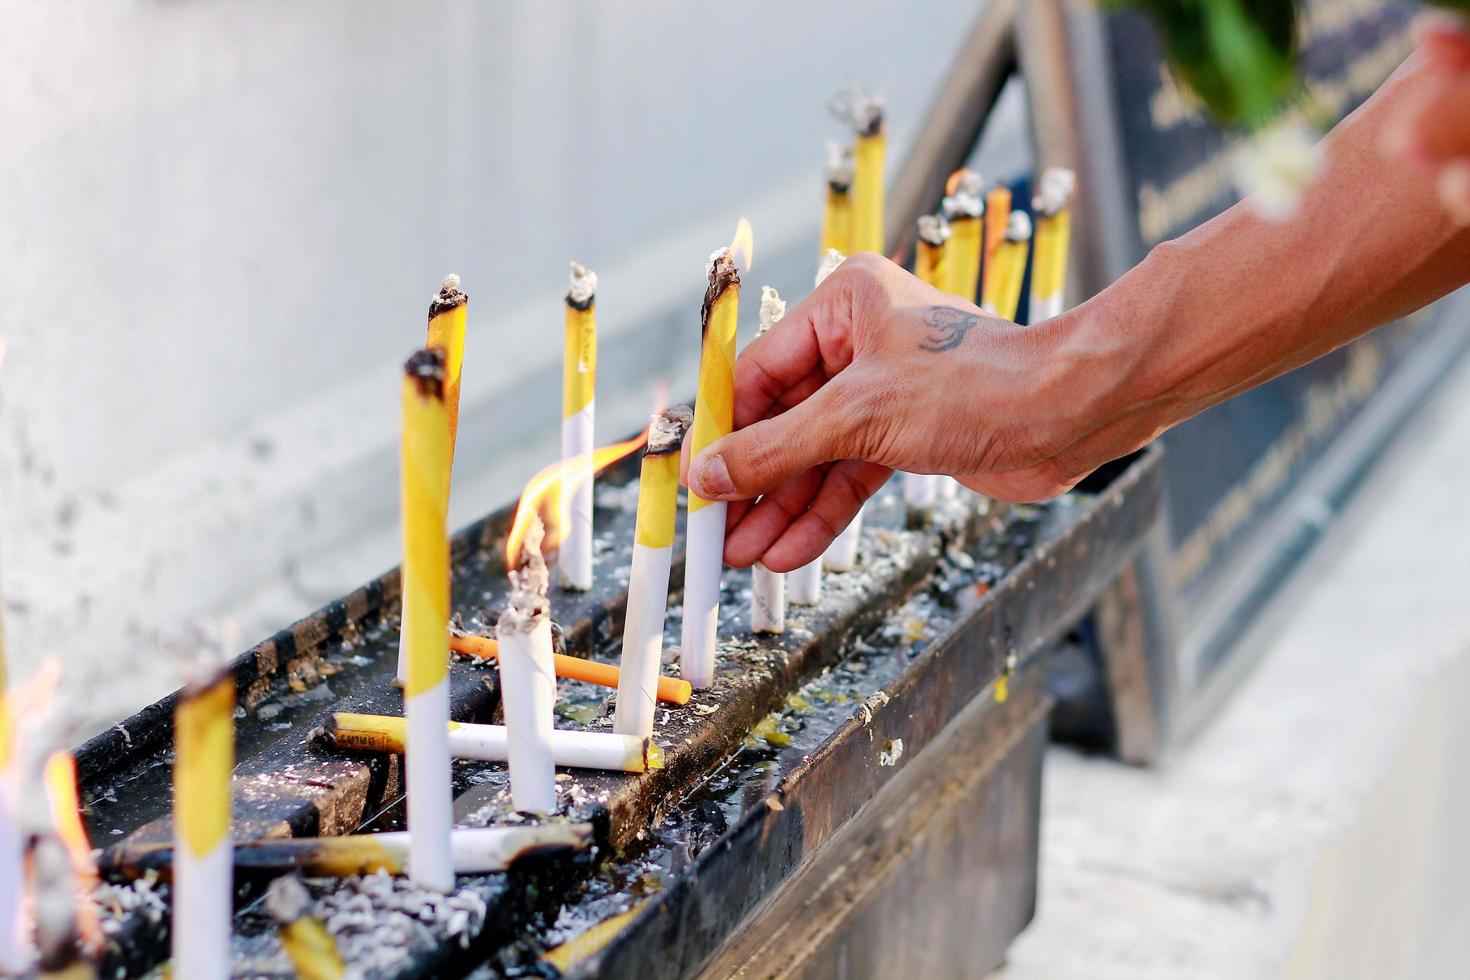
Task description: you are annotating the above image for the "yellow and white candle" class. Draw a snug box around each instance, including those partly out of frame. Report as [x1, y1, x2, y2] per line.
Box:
[327, 712, 662, 774]
[615, 407, 692, 736]
[498, 517, 558, 814]
[397, 275, 467, 686]
[986, 211, 1034, 322]
[1029, 168, 1076, 322]
[681, 234, 745, 690]
[266, 877, 345, 980]
[848, 92, 886, 255]
[823, 141, 854, 256]
[980, 184, 1013, 305]
[400, 348, 455, 891]
[172, 670, 235, 980]
[906, 214, 956, 511]
[559, 263, 598, 591]
[942, 170, 982, 303]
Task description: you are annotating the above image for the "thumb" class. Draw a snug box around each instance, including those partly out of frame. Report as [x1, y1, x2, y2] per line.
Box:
[688, 385, 856, 501]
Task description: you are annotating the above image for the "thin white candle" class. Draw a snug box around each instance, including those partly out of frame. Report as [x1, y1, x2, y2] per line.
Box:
[615, 408, 692, 738]
[498, 517, 558, 814]
[559, 262, 598, 591]
[747, 287, 791, 627]
[813, 249, 863, 575]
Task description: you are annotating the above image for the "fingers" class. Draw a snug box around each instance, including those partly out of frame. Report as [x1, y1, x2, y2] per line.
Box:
[722, 465, 829, 567]
[760, 460, 892, 571]
[688, 383, 858, 502]
[1386, 61, 1470, 166]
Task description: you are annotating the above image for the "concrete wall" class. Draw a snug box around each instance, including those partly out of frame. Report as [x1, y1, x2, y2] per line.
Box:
[0, 1, 987, 732]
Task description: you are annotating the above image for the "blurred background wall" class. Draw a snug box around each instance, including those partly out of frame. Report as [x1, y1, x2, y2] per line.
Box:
[0, 0, 1002, 733]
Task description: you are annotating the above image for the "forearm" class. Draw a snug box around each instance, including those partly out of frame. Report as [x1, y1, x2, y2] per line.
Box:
[1075, 48, 1470, 439]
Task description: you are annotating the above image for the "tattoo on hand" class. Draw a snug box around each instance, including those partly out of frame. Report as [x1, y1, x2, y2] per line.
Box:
[918, 306, 982, 353]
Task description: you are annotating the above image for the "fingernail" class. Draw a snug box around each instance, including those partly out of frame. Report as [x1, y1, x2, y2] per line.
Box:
[695, 454, 734, 498]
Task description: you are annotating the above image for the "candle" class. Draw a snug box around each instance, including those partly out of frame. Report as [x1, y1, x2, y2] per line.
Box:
[746, 287, 788, 634]
[172, 668, 235, 979]
[905, 213, 957, 514]
[616, 407, 693, 736]
[396, 275, 467, 686]
[265, 877, 344, 980]
[448, 633, 691, 705]
[1029, 168, 1077, 322]
[324, 713, 663, 774]
[681, 220, 751, 690]
[400, 348, 455, 892]
[43, 750, 100, 957]
[981, 184, 1014, 303]
[846, 89, 886, 255]
[813, 249, 865, 576]
[986, 211, 1034, 322]
[101, 825, 593, 882]
[559, 262, 599, 592]
[941, 169, 983, 303]
[0, 696, 22, 974]
[822, 141, 854, 255]
[497, 516, 558, 814]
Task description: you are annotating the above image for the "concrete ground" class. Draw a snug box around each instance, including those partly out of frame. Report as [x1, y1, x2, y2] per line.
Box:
[994, 350, 1470, 979]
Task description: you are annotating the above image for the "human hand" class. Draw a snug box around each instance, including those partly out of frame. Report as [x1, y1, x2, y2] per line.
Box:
[683, 253, 1118, 572]
[1384, 15, 1470, 222]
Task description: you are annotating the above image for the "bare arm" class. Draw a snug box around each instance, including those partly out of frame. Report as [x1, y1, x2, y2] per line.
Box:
[686, 45, 1470, 572]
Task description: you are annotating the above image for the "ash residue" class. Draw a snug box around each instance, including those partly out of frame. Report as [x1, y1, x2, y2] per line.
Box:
[917, 213, 951, 246]
[499, 518, 549, 633]
[700, 248, 740, 332]
[825, 139, 854, 190]
[645, 406, 692, 457]
[815, 248, 844, 287]
[757, 286, 785, 336]
[942, 168, 983, 220]
[428, 273, 467, 318]
[566, 262, 597, 310]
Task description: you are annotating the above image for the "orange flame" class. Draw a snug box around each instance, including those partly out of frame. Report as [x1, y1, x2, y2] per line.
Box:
[730, 218, 755, 273]
[505, 431, 649, 570]
[44, 751, 102, 952]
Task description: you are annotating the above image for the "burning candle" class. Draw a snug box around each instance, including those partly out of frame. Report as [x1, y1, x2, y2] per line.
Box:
[942, 169, 983, 303]
[396, 275, 467, 687]
[559, 262, 599, 592]
[497, 516, 558, 814]
[822, 141, 854, 255]
[844, 88, 886, 255]
[324, 713, 663, 774]
[266, 876, 345, 980]
[448, 633, 691, 705]
[172, 666, 235, 979]
[981, 184, 1014, 303]
[681, 220, 752, 690]
[42, 751, 100, 958]
[749, 287, 787, 633]
[0, 698, 22, 974]
[986, 211, 1034, 323]
[100, 824, 592, 882]
[1029, 168, 1077, 322]
[615, 407, 693, 737]
[399, 347, 455, 892]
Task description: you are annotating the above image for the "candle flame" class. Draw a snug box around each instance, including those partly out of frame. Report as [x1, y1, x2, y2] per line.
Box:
[505, 431, 649, 571]
[729, 218, 755, 273]
[43, 751, 102, 952]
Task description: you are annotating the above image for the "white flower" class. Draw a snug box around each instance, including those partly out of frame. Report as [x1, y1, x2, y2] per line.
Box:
[1231, 120, 1324, 221]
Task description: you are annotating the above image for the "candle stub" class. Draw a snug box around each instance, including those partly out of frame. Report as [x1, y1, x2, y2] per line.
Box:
[825, 139, 854, 190]
[647, 405, 693, 455]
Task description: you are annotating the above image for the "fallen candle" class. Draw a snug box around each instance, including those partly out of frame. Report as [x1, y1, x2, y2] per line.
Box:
[559, 262, 599, 592]
[265, 876, 345, 980]
[616, 407, 693, 738]
[498, 516, 558, 814]
[397, 275, 468, 687]
[400, 347, 455, 892]
[322, 712, 664, 773]
[97, 825, 594, 882]
[448, 633, 691, 705]
[681, 220, 751, 690]
[172, 666, 235, 980]
[1029, 167, 1077, 322]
